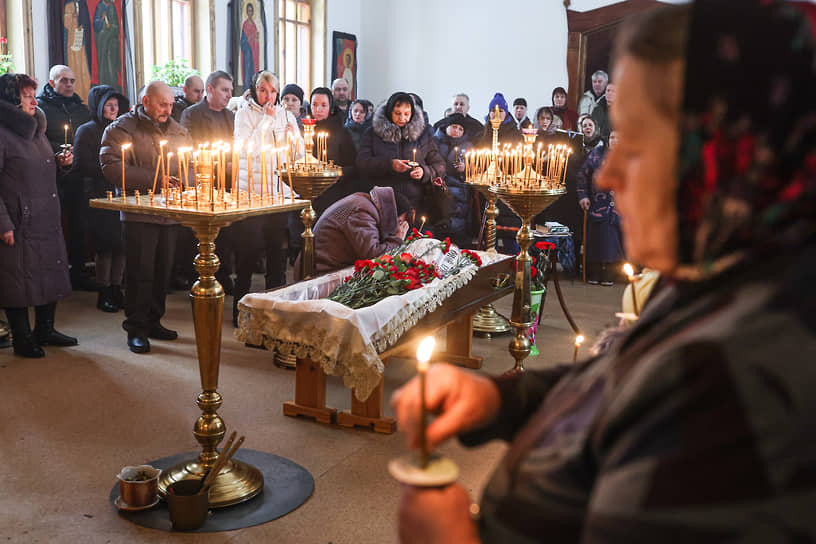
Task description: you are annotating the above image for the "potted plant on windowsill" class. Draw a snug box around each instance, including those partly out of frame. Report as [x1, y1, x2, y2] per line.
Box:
[0, 37, 15, 76]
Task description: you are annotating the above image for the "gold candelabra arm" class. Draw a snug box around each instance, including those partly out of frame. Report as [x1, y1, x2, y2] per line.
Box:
[508, 219, 536, 371]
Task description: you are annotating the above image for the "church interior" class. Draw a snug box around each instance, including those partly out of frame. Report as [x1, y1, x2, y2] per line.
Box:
[6, 0, 809, 543]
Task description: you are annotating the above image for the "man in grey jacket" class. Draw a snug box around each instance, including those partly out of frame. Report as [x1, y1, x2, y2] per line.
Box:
[100, 81, 192, 353]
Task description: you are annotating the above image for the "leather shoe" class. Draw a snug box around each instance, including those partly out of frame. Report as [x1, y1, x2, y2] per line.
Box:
[13, 335, 45, 358]
[148, 324, 178, 341]
[35, 329, 78, 346]
[127, 334, 150, 354]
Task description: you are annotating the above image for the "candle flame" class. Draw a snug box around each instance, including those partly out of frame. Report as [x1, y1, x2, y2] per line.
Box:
[421, 216, 426, 222]
[159, 140, 168, 147]
[417, 336, 435, 371]
[623, 263, 635, 278]
[64, 124, 68, 130]
[121, 142, 132, 150]
[575, 334, 585, 346]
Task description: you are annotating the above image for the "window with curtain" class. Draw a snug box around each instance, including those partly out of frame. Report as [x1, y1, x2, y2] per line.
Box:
[278, 0, 311, 93]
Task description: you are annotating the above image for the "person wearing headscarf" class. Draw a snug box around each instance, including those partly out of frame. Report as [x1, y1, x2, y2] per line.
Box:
[356, 91, 445, 216]
[432, 113, 474, 247]
[551, 86, 578, 131]
[0, 73, 76, 358]
[72, 84, 130, 312]
[281, 82, 305, 130]
[345, 98, 372, 151]
[392, 2, 816, 542]
[231, 70, 303, 326]
[577, 130, 624, 285]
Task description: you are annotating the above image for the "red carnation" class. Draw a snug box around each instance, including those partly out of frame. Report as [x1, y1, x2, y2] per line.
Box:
[535, 241, 556, 251]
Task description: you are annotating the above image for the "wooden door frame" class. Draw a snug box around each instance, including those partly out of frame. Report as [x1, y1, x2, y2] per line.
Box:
[564, 0, 664, 111]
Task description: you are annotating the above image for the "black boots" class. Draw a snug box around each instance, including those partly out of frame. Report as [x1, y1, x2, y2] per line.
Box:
[33, 302, 78, 347]
[97, 286, 119, 313]
[5, 307, 44, 358]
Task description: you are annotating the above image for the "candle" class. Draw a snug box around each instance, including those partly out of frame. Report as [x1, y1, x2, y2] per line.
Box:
[573, 334, 585, 363]
[247, 144, 254, 204]
[120, 142, 131, 201]
[285, 145, 295, 204]
[261, 145, 267, 202]
[623, 263, 640, 316]
[176, 149, 184, 193]
[63, 124, 69, 148]
[166, 151, 173, 207]
[416, 336, 435, 469]
[412, 148, 417, 164]
[419, 216, 426, 233]
[233, 141, 242, 193]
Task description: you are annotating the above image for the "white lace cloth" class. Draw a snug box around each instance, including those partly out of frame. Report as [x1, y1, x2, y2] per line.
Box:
[235, 239, 500, 401]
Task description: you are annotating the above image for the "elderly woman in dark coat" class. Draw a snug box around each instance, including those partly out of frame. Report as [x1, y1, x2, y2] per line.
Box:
[73, 85, 130, 312]
[0, 74, 77, 358]
[357, 91, 445, 218]
[432, 113, 474, 247]
[577, 131, 624, 284]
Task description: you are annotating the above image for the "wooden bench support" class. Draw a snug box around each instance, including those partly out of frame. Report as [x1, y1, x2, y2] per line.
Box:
[283, 357, 337, 425]
[336, 378, 396, 434]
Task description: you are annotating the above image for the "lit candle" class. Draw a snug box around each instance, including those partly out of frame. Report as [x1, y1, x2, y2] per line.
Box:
[176, 149, 184, 193]
[63, 124, 68, 148]
[232, 141, 242, 193]
[623, 263, 640, 316]
[261, 145, 268, 202]
[247, 144, 254, 204]
[573, 334, 585, 363]
[412, 148, 417, 164]
[416, 336, 436, 469]
[419, 216, 426, 233]
[120, 142, 131, 202]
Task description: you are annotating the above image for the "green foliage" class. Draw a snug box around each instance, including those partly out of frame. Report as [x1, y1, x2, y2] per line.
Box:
[150, 58, 199, 87]
[0, 37, 15, 76]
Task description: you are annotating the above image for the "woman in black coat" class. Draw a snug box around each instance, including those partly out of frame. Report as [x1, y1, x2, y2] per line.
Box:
[0, 74, 76, 358]
[73, 85, 130, 312]
[432, 113, 473, 247]
[344, 99, 372, 152]
[356, 92, 445, 219]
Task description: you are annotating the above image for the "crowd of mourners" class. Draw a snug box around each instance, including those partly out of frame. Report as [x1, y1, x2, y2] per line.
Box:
[0, 60, 622, 357]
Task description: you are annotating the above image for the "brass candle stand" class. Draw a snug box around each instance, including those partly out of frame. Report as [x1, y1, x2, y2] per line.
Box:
[464, 106, 512, 337]
[466, 120, 570, 370]
[90, 189, 309, 507]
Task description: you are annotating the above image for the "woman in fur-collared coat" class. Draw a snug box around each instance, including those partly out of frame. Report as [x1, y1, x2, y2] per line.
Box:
[0, 73, 76, 358]
[356, 92, 445, 216]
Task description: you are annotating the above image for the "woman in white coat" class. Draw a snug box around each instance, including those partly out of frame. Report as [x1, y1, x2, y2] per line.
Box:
[232, 70, 304, 325]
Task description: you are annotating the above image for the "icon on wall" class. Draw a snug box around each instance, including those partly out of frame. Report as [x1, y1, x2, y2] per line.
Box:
[331, 31, 357, 100]
[229, 0, 268, 93]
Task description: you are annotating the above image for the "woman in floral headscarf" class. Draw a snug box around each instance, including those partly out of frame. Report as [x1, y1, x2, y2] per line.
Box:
[391, 2, 816, 542]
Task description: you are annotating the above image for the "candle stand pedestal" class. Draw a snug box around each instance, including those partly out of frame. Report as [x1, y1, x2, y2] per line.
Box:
[490, 187, 565, 371]
[90, 196, 309, 507]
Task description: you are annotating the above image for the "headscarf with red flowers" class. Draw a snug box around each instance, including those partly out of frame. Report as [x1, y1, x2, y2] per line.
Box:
[675, 0, 816, 280]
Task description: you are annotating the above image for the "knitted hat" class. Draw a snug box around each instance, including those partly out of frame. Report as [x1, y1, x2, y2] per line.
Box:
[281, 83, 304, 103]
[513, 97, 527, 107]
[439, 112, 466, 130]
[487, 92, 508, 114]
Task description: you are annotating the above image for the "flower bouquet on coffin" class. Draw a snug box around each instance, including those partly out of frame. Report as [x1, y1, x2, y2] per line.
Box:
[527, 241, 556, 356]
[328, 228, 483, 310]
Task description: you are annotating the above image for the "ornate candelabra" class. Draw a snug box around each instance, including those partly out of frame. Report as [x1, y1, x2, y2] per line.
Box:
[464, 106, 511, 337]
[466, 116, 570, 370]
[91, 150, 309, 507]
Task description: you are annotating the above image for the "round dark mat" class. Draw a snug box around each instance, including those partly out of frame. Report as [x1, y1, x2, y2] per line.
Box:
[109, 449, 313, 532]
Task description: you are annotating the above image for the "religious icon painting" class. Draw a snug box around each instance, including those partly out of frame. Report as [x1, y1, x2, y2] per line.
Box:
[331, 31, 357, 100]
[48, 0, 128, 97]
[229, 0, 268, 94]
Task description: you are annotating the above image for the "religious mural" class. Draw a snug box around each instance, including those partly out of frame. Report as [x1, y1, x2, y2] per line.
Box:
[50, 0, 126, 96]
[230, 0, 267, 93]
[331, 32, 357, 100]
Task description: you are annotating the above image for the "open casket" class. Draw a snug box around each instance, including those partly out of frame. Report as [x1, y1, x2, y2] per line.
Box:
[235, 239, 504, 402]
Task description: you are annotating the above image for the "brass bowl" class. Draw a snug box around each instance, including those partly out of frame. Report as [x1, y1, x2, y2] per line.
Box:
[489, 186, 566, 221]
[279, 171, 342, 201]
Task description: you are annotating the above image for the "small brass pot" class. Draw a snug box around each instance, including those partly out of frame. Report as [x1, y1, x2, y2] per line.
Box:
[117, 465, 161, 507]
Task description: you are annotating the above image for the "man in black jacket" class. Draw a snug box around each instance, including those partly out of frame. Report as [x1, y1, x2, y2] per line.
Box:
[100, 81, 192, 354]
[170, 74, 204, 123]
[179, 70, 236, 292]
[38, 64, 94, 289]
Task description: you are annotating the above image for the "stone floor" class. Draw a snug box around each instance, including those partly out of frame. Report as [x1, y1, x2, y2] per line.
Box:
[0, 272, 624, 543]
